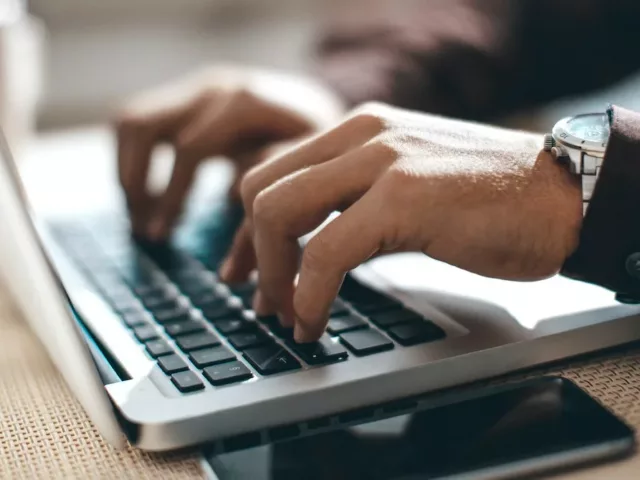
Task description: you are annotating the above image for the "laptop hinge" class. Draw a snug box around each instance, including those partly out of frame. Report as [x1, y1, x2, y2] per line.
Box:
[72, 307, 129, 384]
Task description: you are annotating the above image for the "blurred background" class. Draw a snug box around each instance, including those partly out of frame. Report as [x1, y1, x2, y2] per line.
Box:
[5, 0, 640, 144]
[31, 0, 320, 129]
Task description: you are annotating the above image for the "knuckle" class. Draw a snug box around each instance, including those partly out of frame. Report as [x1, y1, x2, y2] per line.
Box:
[231, 87, 254, 102]
[114, 110, 144, 135]
[239, 167, 265, 214]
[380, 167, 411, 192]
[173, 131, 197, 158]
[302, 235, 335, 274]
[365, 136, 399, 162]
[219, 87, 255, 111]
[174, 129, 210, 164]
[348, 102, 389, 129]
[196, 87, 218, 104]
[369, 168, 418, 218]
[252, 189, 281, 229]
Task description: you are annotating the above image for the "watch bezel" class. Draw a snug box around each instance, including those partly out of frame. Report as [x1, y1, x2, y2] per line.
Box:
[552, 114, 608, 155]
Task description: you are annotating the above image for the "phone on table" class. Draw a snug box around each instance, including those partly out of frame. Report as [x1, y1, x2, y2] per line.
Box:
[204, 377, 635, 480]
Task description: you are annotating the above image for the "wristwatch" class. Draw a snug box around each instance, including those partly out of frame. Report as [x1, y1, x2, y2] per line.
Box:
[543, 111, 611, 215]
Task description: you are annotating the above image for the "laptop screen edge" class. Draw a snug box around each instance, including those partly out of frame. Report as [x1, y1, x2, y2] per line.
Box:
[0, 130, 125, 448]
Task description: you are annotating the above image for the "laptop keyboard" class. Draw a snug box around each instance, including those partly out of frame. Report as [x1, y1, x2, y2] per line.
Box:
[50, 212, 445, 394]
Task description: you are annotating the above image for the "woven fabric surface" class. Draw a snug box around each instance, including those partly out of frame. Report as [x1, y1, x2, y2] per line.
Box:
[485, 344, 640, 428]
[0, 290, 204, 480]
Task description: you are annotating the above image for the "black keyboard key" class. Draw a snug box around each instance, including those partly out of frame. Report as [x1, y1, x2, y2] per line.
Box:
[133, 325, 159, 342]
[326, 315, 368, 335]
[176, 332, 220, 352]
[154, 307, 192, 324]
[171, 370, 205, 393]
[143, 296, 180, 312]
[229, 283, 256, 304]
[173, 277, 212, 298]
[134, 285, 169, 298]
[330, 299, 350, 317]
[170, 266, 208, 283]
[369, 309, 423, 328]
[201, 302, 241, 321]
[243, 344, 301, 375]
[157, 354, 189, 374]
[189, 290, 221, 308]
[137, 284, 175, 300]
[258, 315, 294, 340]
[229, 282, 256, 294]
[214, 318, 256, 335]
[227, 330, 270, 350]
[203, 361, 253, 386]
[181, 284, 217, 300]
[122, 311, 150, 328]
[387, 320, 446, 346]
[189, 346, 235, 368]
[145, 339, 173, 357]
[119, 257, 162, 285]
[289, 335, 348, 365]
[165, 320, 205, 337]
[340, 329, 394, 356]
[148, 302, 186, 318]
[339, 275, 401, 313]
[111, 296, 144, 315]
[141, 243, 195, 272]
[353, 297, 402, 314]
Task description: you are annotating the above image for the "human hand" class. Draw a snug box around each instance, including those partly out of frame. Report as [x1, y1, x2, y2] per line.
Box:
[221, 103, 583, 342]
[114, 66, 344, 239]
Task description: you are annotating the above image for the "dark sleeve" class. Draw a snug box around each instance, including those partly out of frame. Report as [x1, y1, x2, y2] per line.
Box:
[316, 0, 640, 121]
[562, 105, 640, 296]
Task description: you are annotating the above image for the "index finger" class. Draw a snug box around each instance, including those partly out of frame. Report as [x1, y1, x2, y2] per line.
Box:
[116, 123, 155, 232]
[116, 88, 198, 232]
[252, 143, 390, 336]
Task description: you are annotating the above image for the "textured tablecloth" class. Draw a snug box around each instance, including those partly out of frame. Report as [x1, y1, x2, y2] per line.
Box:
[0, 288, 204, 479]
[3, 277, 640, 479]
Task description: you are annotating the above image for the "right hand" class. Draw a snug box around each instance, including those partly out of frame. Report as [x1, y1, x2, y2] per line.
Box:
[221, 103, 582, 341]
[114, 66, 344, 240]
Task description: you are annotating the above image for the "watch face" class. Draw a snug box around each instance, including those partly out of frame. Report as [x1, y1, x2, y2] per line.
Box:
[565, 113, 610, 143]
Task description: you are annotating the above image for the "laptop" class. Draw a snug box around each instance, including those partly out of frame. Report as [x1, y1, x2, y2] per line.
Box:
[4, 129, 640, 452]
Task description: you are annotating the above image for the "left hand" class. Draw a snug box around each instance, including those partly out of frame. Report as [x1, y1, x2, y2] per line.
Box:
[114, 66, 343, 238]
[220, 103, 583, 342]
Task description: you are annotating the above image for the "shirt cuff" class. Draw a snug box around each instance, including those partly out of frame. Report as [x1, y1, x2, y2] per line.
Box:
[561, 105, 640, 297]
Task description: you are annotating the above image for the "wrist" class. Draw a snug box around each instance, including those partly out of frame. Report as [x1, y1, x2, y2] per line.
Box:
[533, 149, 584, 269]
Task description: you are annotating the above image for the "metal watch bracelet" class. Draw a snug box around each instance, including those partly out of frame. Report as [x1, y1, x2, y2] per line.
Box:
[580, 153, 603, 215]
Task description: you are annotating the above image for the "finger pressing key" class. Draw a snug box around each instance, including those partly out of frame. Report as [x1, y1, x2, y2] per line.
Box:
[251, 144, 391, 339]
[293, 193, 384, 342]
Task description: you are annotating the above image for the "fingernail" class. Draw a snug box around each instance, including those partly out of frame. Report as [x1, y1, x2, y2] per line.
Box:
[294, 318, 316, 343]
[146, 217, 165, 241]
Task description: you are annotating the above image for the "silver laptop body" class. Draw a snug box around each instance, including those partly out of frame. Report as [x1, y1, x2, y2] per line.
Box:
[5, 130, 640, 451]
